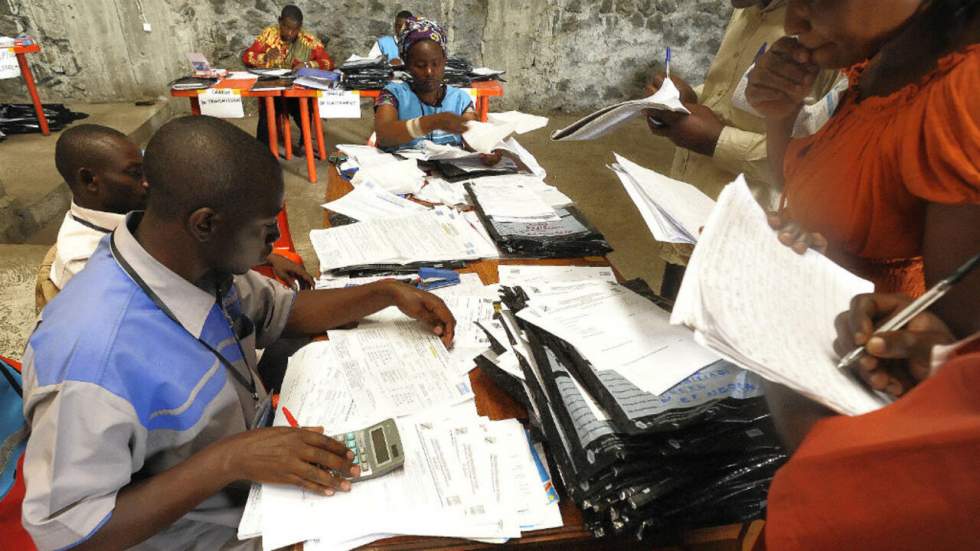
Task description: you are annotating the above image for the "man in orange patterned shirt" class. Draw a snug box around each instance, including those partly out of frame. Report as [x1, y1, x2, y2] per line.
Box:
[242, 5, 334, 148]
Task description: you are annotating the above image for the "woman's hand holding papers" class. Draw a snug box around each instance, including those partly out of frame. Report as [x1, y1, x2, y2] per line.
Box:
[428, 112, 470, 135]
[767, 213, 829, 255]
[479, 150, 503, 166]
[218, 426, 359, 496]
[834, 293, 955, 398]
[384, 280, 457, 348]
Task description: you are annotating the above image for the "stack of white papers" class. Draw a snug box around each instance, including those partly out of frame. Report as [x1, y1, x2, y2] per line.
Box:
[671, 177, 883, 415]
[516, 281, 721, 395]
[470, 179, 560, 222]
[610, 153, 715, 244]
[414, 176, 470, 207]
[469, 174, 573, 211]
[310, 208, 498, 272]
[315, 272, 500, 301]
[350, 157, 426, 195]
[398, 140, 482, 161]
[551, 77, 690, 141]
[321, 180, 428, 221]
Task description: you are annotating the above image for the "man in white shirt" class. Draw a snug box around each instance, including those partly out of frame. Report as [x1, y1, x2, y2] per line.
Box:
[49, 124, 148, 290]
[46, 124, 313, 297]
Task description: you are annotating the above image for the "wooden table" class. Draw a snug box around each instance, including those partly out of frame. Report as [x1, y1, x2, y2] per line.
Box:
[313, 162, 753, 551]
[170, 78, 282, 157]
[8, 42, 50, 135]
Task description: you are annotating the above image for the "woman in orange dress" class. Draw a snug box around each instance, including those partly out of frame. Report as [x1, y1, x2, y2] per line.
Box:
[746, 0, 980, 338]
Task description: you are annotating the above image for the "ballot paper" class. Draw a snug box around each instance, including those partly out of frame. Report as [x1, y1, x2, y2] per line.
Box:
[463, 120, 518, 154]
[310, 207, 498, 272]
[487, 111, 550, 134]
[610, 153, 715, 244]
[470, 179, 560, 221]
[499, 137, 547, 179]
[551, 76, 690, 140]
[321, 180, 428, 221]
[498, 265, 616, 287]
[468, 174, 572, 209]
[670, 176, 883, 415]
[516, 281, 721, 395]
[399, 140, 482, 161]
[350, 157, 426, 195]
[414, 176, 470, 206]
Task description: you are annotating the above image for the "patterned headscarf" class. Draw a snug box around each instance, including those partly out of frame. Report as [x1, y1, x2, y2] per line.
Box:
[397, 17, 448, 60]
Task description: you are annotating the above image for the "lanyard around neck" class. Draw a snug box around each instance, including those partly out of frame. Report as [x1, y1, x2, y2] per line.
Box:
[109, 235, 259, 401]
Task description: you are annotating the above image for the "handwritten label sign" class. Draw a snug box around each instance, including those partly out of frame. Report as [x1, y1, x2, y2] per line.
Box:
[0, 48, 20, 80]
[317, 90, 361, 119]
[198, 88, 244, 118]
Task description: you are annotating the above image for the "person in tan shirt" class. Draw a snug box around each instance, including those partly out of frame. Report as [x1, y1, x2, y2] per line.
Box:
[645, 0, 838, 298]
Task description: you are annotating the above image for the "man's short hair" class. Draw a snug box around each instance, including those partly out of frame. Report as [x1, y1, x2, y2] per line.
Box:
[54, 124, 130, 189]
[142, 116, 282, 220]
[396, 10, 413, 20]
[281, 4, 303, 24]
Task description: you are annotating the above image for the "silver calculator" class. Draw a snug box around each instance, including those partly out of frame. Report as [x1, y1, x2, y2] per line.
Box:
[332, 418, 405, 482]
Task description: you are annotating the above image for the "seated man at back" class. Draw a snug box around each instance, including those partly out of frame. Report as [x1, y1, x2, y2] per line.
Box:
[369, 9, 413, 65]
[373, 16, 498, 166]
[43, 124, 311, 309]
[242, 4, 334, 148]
[20, 115, 456, 550]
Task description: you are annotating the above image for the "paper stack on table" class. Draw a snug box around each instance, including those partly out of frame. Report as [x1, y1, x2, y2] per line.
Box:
[551, 77, 690, 141]
[610, 153, 715, 244]
[469, 178, 561, 222]
[498, 265, 617, 287]
[310, 207, 499, 272]
[350, 157, 426, 195]
[515, 280, 721, 395]
[238, 325, 562, 550]
[670, 176, 883, 415]
[322, 180, 428, 221]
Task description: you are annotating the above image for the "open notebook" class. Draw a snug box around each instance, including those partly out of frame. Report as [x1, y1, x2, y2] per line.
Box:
[670, 176, 887, 416]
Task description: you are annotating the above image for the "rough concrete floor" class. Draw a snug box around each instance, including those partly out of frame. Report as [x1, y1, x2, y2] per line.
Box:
[0, 104, 676, 359]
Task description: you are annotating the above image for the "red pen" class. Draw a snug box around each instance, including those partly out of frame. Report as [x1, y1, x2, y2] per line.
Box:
[282, 406, 299, 428]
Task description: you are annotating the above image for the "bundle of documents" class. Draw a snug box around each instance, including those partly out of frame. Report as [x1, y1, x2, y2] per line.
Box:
[610, 153, 715, 244]
[310, 207, 498, 273]
[469, 67, 507, 81]
[321, 180, 428, 222]
[350, 156, 426, 195]
[671, 176, 883, 415]
[551, 77, 690, 141]
[482, 280, 788, 541]
[339, 55, 393, 90]
[238, 319, 563, 549]
[466, 183, 613, 259]
[444, 57, 474, 87]
[169, 76, 217, 90]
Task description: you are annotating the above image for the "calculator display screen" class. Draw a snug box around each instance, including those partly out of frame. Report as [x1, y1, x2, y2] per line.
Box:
[371, 428, 390, 463]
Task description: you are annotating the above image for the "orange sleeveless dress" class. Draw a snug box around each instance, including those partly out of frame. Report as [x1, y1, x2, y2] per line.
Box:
[781, 45, 980, 295]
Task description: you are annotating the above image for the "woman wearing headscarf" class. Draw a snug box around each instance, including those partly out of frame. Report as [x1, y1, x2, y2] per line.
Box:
[746, 0, 980, 339]
[373, 16, 499, 165]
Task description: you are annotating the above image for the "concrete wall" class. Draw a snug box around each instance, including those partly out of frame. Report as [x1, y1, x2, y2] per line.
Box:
[0, 0, 731, 112]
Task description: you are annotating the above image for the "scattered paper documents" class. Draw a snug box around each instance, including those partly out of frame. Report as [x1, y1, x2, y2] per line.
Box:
[321, 180, 428, 221]
[498, 265, 616, 287]
[551, 76, 690, 140]
[516, 281, 720, 395]
[310, 208, 498, 272]
[464, 111, 550, 154]
[670, 176, 883, 415]
[610, 153, 715, 244]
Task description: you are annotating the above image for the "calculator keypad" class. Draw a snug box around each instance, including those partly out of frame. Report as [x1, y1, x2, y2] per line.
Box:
[336, 432, 371, 475]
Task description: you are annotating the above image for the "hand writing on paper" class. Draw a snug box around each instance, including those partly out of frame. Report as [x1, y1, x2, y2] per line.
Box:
[647, 103, 724, 157]
[218, 426, 359, 496]
[386, 281, 457, 348]
[267, 253, 315, 290]
[645, 71, 698, 104]
[746, 36, 820, 120]
[266, 46, 286, 65]
[833, 293, 954, 398]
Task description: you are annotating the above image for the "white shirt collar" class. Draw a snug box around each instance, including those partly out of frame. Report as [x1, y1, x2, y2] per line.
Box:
[69, 201, 126, 233]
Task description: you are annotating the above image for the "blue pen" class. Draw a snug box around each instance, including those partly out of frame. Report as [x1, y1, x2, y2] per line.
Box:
[665, 47, 671, 78]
